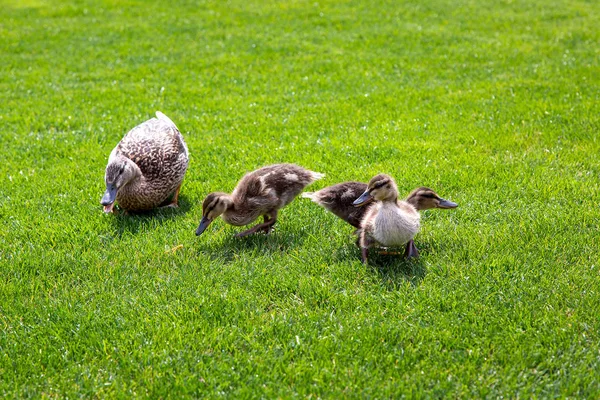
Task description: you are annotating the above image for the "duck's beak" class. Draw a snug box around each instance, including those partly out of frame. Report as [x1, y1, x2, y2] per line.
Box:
[101, 184, 117, 213]
[195, 216, 213, 236]
[353, 191, 373, 207]
[437, 198, 458, 209]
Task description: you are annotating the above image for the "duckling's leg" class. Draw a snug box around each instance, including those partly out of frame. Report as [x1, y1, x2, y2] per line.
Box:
[259, 210, 278, 234]
[359, 230, 373, 264]
[404, 240, 419, 258]
[235, 210, 278, 237]
[361, 247, 369, 264]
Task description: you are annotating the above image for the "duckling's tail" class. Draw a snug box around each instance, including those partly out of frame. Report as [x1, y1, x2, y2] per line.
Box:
[156, 111, 179, 129]
[309, 171, 325, 182]
[301, 192, 315, 200]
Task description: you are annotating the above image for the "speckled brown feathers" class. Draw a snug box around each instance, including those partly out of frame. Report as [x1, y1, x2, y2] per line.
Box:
[116, 117, 187, 182]
[101, 112, 189, 212]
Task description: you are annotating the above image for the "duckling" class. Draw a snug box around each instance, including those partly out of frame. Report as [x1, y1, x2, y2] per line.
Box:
[303, 181, 371, 228]
[351, 175, 457, 263]
[304, 182, 457, 228]
[196, 164, 324, 237]
[100, 112, 189, 213]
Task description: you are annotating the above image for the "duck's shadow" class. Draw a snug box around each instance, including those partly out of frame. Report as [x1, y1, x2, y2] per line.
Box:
[334, 241, 429, 286]
[107, 195, 192, 236]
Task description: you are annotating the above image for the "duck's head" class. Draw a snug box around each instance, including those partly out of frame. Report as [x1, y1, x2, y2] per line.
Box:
[352, 174, 399, 206]
[195, 192, 233, 236]
[100, 156, 140, 213]
[406, 187, 458, 211]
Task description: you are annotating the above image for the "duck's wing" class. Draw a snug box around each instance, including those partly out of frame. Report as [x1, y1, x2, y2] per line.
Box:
[117, 114, 187, 180]
[304, 181, 369, 228]
[156, 111, 189, 159]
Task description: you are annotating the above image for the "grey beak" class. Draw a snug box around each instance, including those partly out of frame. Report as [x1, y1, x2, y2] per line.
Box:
[437, 198, 458, 209]
[101, 184, 117, 206]
[195, 216, 213, 236]
[353, 191, 373, 207]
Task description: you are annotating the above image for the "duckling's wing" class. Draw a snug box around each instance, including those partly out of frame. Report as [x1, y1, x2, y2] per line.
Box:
[232, 170, 279, 212]
[260, 164, 323, 202]
[307, 181, 369, 228]
[232, 164, 322, 212]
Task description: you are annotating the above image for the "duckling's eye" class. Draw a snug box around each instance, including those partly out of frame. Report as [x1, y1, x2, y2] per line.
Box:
[372, 181, 388, 190]
[386, 184, 390, 189]
[119, 165, 126, 174]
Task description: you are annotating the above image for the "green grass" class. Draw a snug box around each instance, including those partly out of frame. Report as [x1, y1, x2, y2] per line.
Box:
[1, 0, 599, 397]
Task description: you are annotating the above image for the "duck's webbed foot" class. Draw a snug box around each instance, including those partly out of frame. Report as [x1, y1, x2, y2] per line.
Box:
[404, 240, 419, 259]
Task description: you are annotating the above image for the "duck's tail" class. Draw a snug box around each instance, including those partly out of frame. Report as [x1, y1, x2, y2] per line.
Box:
[156, 111, 179, 129]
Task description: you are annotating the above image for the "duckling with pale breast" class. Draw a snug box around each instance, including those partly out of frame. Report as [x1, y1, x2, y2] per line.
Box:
[100, 111, 189, 213]
[196, 164, 324, 238]
[304, 181, 457, 228]
[351, 175, 457, 263]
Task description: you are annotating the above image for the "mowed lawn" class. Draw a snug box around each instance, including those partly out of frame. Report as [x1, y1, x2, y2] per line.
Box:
[1, 0, 599, 397]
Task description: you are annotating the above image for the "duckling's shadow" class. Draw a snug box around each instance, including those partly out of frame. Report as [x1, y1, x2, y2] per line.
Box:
[107, 195, 192, 236]
[198, 228, 307, 264]
[369, 253, 427, 287]
[334, 241, 428, 286]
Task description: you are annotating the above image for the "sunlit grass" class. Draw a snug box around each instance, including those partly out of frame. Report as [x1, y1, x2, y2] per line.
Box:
[1, 0, 599, 397]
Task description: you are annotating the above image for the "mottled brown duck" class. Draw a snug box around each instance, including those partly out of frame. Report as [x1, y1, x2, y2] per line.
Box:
[100, 112, 189, 213]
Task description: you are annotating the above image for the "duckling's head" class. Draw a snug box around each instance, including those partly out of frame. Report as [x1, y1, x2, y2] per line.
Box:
[406, 187, 458, 211]
[101, 156, 140, 213]
[195, 192, 234, 236]
[352, 174, 399, 206]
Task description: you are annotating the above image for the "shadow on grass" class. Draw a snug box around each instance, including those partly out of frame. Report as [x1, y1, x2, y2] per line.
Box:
[368, 253, 427, 287]
[334, 240, 428, 287]
[195, 226, 309, 264]
[107, 195, 192, 236]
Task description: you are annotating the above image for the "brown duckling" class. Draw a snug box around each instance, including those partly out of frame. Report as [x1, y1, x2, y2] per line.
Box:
[352, 174, 457, 263]
[100, 111, 189, 213]
[196, 163, 324, 237]
[304, 181, 457, 228]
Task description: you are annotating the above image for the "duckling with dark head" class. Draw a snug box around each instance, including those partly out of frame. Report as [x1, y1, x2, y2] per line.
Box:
[101, 112, 189, 213]
[196, 164, 324, 238]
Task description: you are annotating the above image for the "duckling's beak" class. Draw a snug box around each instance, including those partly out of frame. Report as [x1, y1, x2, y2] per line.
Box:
[195, 216, 212, 236]
[437, 198, 458, 209]
[352, 191, 373, 207]
[101, 184, 117, 213]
